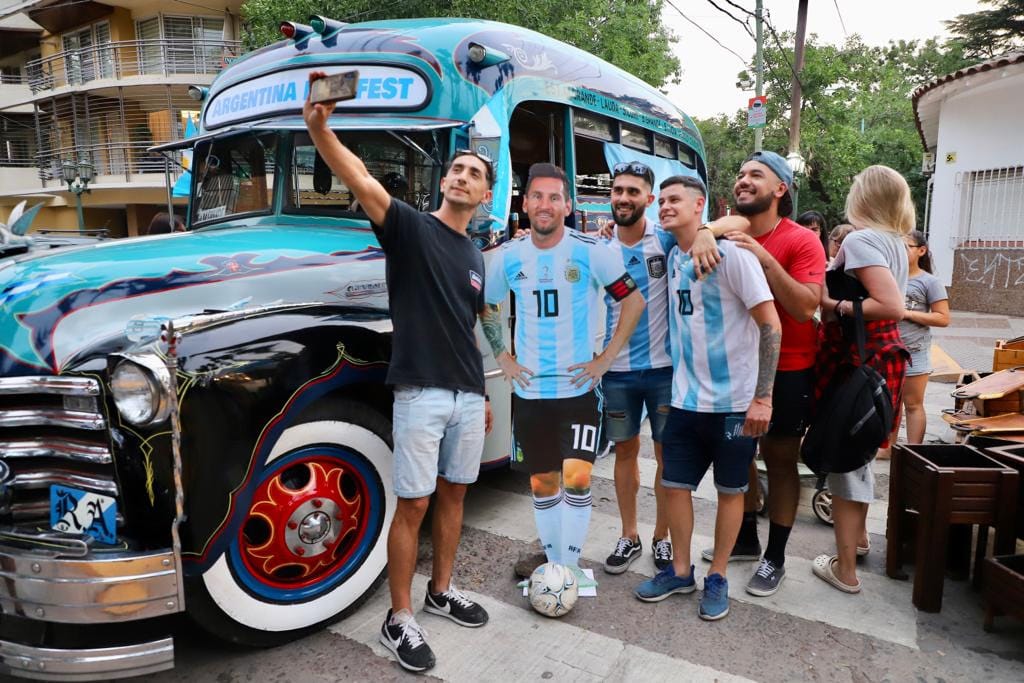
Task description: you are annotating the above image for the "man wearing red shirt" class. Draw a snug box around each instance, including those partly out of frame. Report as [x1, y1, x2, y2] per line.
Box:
[690, 151, 826, 597]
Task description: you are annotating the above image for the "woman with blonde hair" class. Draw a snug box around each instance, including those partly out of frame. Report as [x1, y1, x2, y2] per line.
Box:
[811, 165, 911, 593]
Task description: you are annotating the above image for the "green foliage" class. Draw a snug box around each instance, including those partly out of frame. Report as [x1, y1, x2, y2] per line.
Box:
[240, 0, 680, 86]
[696, 35, 972, 226]
[946, 0, 1024, 59]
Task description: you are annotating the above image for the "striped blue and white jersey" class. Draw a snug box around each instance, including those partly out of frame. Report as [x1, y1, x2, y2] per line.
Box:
[668, 239, 773, 413]
[486, 229, 632, 400]
[603, 222, 674, 372]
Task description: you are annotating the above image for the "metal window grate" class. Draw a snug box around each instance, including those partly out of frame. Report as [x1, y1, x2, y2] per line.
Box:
[953, 166, 1024, 248]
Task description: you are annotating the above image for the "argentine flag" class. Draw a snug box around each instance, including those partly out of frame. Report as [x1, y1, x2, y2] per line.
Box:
[171, 116, 197, 197]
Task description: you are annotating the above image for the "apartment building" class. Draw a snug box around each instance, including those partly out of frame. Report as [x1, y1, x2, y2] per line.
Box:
[0, 0, 242, 235]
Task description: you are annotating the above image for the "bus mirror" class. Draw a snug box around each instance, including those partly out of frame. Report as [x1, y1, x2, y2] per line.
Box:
[466, 43, 511, 68]
[187, 86, 208, 102]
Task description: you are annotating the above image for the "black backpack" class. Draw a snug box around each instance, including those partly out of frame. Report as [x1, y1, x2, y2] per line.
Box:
[801, 299, 894, 475]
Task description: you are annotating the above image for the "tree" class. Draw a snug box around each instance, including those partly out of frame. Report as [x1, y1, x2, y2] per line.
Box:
[696, 35, 971, 226]
[946, 0, 1024, 60]
[240, 0, 681, 87]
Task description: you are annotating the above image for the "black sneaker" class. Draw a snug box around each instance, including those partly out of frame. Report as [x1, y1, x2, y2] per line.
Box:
[604, 536, 642, 574]
[424, 581, 489, 627]
[700, 538, 762, 563]
[379, 609, 435, 673]
[652, 537, 673, 571]
[746, 558, 786, 597]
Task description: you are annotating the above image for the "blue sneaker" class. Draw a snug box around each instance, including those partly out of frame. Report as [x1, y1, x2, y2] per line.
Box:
[699, 573, 730, 620]
[634, 564, 696, 602]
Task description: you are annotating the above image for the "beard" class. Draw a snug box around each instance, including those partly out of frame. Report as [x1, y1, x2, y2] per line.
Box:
[530, 218, 560, 235]
[733, 191, 774, 216]
[613, 203, 645, 227]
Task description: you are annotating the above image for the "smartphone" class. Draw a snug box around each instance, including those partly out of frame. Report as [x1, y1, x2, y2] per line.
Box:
[310, 70, 359, 105]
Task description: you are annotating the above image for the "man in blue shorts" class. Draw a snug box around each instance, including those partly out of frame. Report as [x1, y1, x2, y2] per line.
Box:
[633, 175, 781, 620]
[306, 74, 493, 673]
[599, 161, 676, 573]
[482, 163, 644, 587]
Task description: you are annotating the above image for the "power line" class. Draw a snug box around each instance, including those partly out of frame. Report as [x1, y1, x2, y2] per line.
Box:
[703, 0, 755, 40]
[832, 0, 849, 37]
[721, 0, 757, 19]
[665, 0, 749, 65]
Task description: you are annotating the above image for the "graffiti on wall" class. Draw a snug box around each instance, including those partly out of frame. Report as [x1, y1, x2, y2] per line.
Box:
[958, 250, 1024, 289]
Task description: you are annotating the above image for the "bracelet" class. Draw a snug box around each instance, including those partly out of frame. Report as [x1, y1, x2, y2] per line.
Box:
[484, 394, 490, 401]
[698, 224, 713, 233]
[833, 300, 845, 317]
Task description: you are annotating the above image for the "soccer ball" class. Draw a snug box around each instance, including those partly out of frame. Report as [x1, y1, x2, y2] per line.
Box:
[528, 562, 578, 617]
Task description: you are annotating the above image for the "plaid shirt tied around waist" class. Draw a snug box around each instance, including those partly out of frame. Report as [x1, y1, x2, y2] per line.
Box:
[815, 318, 909, 435]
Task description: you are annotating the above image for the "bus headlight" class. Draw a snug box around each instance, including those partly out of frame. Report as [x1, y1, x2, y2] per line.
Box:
[110, 356, 172, 426]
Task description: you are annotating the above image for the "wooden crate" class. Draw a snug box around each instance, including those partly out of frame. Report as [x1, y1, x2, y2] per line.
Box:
[983, 554, 1024, 630]
[973, 391, 1024, 416]
[886, 444, 1019, 613]
[993, 338, 1024, 372]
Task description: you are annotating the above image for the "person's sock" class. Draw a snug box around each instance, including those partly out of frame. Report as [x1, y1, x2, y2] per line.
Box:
[736, 511, 760, 546]
[763, 522, 792, 566]
[532, 490, 563, 564]
[562, 489, 592, 568]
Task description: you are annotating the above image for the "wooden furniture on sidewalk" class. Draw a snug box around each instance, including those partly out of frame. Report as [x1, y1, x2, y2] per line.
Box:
[983, 554, 1024, 630]
[886, 444, 1019, 613]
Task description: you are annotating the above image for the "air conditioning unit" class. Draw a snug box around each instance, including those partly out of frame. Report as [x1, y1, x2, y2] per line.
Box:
[922, 152, 936, 174]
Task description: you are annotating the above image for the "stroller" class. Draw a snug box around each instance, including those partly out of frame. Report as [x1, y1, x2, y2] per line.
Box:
[755, 456, 833, 526]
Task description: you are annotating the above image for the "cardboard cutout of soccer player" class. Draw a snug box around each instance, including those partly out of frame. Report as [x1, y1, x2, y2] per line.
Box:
[481, 163, 645, 588]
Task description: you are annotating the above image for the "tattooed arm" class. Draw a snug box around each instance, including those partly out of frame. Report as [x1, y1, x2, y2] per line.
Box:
[743, 301, 782, 437]
[480, 303, 533, 388]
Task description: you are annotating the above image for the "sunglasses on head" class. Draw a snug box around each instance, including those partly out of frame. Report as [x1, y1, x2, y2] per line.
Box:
[453, 148, 495, 166]
[612, 161, 654, 186]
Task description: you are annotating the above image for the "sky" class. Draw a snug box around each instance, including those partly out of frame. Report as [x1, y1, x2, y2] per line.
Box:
[662, 0, 986, 120]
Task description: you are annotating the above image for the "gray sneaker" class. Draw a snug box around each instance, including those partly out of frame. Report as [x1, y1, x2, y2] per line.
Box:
[745, 558, 786, 597]
[700, 538, 762, 563]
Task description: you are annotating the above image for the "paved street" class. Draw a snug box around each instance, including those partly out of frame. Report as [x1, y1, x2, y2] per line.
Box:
[138, 311, 1022, 681]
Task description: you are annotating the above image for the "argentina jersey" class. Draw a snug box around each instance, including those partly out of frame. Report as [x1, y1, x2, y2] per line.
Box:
[486, 229, 632, 400]
[668, 240, 773, 413]
[603, 222, 674, 372]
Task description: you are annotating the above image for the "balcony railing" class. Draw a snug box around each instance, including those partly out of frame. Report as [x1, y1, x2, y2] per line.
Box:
[36, 141, 185, 183]
[26, 38, 242, 93]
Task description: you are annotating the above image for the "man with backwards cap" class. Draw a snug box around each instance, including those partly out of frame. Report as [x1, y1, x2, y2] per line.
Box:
[689, 151, 827, 598]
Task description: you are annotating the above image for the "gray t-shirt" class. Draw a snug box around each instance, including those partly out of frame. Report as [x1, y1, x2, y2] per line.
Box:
[898, 272, 948, 352]
[830, 228, 909, 296]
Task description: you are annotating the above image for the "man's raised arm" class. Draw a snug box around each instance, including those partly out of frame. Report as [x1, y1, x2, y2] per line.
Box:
[302, 72, 391, 226]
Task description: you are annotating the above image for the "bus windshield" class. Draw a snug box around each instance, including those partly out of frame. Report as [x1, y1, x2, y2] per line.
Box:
[286, 130, 444, 217]
[191, 131, 277, 226]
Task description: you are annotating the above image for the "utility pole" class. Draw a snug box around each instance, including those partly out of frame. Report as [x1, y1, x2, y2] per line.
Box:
[754, 0, 764, 152]
[786, 0, 809, 215]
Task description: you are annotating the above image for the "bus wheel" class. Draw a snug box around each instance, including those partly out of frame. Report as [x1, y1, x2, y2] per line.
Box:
[187, 401, 395, 647]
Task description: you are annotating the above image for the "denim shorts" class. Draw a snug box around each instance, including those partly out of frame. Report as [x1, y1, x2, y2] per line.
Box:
[905, 346, 931, 377]
[602, 367, 673, 443]
[660, 408, 757, 494]
[392, 385, 485, 499]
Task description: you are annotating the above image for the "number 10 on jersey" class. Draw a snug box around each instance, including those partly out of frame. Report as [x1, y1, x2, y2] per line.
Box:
[533, 289, 559, 317]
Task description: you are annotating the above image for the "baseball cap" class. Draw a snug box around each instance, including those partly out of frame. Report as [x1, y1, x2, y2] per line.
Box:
[743, 151, 793, 200]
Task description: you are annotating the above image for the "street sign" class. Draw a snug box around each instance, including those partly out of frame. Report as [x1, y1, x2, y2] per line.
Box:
[747, 96, 767, 128]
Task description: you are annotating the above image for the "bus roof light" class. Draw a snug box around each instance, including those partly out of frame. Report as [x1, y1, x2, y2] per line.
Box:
[309, 15, 346, 35]
[467, 42, 510, 68]
[279, 21, 314, 45]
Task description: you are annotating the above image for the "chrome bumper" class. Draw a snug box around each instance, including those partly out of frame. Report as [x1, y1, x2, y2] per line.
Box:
[0, 638, 174, 681]
[0, 545, 182, 623]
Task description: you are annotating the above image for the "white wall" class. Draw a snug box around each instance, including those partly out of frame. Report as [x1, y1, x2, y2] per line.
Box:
[927, 68, 1024, 286]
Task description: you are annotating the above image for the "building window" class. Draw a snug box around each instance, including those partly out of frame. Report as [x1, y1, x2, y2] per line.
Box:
[136, 15, 226, 75]
[61, 21, 113, 85]
[955, 166, 1024, 248]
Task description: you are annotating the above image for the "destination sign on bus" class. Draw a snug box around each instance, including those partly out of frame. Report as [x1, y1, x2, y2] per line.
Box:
[205, 65, 430, 128]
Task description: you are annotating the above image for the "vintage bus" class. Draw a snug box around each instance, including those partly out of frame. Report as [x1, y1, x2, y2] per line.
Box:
[0, 17, 706, 680]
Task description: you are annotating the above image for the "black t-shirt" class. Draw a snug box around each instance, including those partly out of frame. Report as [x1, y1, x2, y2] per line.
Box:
[372, 199, 485, 394]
